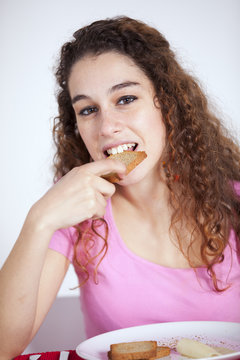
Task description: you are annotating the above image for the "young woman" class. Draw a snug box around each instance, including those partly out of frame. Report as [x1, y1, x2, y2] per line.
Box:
[0, 16, 240, 358]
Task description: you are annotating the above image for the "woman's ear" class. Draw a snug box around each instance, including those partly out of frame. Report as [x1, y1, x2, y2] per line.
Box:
[75, 122, 79, 135]
[153, 95, 161, 109]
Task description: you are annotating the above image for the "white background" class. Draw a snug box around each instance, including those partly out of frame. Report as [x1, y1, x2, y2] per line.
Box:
[1, 0, 240, 353]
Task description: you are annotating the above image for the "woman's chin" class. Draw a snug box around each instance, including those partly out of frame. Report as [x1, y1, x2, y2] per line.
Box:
[117, 169, 148, 186]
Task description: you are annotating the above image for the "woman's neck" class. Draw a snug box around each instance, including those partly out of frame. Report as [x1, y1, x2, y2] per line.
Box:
[113, 173, 171, 218]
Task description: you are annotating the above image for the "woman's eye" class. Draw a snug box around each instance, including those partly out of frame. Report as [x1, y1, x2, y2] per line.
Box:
[79, 106, 98, 116]
[117, 95, 137, 105]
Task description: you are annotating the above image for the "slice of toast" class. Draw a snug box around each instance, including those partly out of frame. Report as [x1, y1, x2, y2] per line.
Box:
[103, 151, 147, 183]
[108, 345, 170, 360]
[110, 340, 157, 360]
[149, 346, 171, 359]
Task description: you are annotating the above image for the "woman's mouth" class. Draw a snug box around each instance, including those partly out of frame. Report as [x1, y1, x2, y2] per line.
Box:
[104, 143, 138, 157]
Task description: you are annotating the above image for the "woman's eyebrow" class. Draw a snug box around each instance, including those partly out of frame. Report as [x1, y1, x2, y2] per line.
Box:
[109, 81, 140, 94]
[71, 94, 89, 105]
[71, 81, 140, 105]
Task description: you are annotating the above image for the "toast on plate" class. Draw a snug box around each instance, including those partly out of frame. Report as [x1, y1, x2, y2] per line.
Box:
[108, 343, 171, 360]
[109, 340, 157, 360]
[150, 346, 171, 359]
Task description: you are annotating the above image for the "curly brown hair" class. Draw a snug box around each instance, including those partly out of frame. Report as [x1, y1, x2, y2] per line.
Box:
[53, 16, 240, 290]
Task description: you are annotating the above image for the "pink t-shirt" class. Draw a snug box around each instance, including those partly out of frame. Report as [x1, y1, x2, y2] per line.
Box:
[49, 198, 240, 338]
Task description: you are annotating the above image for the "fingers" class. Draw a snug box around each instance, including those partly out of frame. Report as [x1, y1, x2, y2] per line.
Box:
[90, 175, 116, 198]
[87, 158, 126, 178]
[39, 159, 124, 230]
[72, 160, 121, 221]
[91, 192, 108, 220]
[79, 183, 110, 222]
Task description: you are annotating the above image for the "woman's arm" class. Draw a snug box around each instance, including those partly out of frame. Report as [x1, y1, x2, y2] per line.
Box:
[0, 212, 69, 359]
[0, 159, 125, 359]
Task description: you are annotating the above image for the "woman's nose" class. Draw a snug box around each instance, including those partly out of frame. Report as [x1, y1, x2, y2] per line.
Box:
[99, 111, 122, 137]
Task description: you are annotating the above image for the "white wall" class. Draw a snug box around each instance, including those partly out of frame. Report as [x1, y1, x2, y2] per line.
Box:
[1, 0, 240, 353]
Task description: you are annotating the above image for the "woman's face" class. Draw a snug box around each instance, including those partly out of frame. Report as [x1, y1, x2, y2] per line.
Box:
[68, 51, 166, 184]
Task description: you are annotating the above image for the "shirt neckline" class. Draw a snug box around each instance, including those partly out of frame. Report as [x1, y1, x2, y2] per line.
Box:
[105, 198, 205, 272]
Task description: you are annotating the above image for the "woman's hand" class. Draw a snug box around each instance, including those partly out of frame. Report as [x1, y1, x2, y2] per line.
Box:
[30, 159, 126, 233]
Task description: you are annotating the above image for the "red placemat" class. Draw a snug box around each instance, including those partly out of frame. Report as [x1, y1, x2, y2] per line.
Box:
[13, 350, 83, 360]
[13, 349, 240, 360]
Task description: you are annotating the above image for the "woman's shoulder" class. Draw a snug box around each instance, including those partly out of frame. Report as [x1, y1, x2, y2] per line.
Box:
[49, 227, 77, 261]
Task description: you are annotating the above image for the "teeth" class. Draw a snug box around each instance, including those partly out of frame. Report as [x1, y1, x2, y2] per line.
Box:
[106, 143, 136, 155]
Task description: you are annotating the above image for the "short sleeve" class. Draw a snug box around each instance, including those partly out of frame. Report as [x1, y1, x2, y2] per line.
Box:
[48, 227, 76, 262]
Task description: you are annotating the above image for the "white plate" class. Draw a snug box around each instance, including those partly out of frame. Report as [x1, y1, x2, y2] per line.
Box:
[76, 321, 240, 360]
